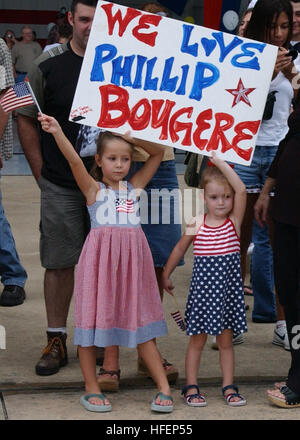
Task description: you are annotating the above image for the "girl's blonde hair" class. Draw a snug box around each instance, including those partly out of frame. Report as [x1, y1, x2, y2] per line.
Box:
[90, 131, 135, 181]
[200, 166, 234, 193]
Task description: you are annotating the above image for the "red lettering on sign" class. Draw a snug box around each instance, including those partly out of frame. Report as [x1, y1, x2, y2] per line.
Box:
[128, 98, 151, 130]
[151, 100, 176, 140]
[97, 85, 259, 162]
[169, 107, 193, 146]
[132, 14, 162, 47]
[101, 3, 141, 37]
[193, 109, 212, 150]
[98, 84, 129, 127]
[231, 120, 259, 161]
[207, 112, 234, 152]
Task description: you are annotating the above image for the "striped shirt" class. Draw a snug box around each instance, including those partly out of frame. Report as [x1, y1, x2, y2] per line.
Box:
[193, 216, 240, 257]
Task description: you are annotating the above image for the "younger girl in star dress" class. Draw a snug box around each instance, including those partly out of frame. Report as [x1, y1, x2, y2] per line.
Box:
[162, 152, 247, 407]
[38, 113, 173, 414]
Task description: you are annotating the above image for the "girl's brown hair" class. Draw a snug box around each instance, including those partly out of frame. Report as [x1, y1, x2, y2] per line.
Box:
[200, 166, 234, 192]
[90, 131, 134, 181]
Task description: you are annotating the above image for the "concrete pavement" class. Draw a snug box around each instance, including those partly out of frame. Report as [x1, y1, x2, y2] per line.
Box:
[0, 174, 297, 421]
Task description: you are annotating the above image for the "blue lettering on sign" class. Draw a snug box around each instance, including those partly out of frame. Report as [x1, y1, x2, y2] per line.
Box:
[212, 32, 243, 62]
[189, 62, 220, 101]
[181, 24, 198, 57]
[231, 43, 266, 70]
[144, 58, 159, 91]
[132, 55, 147, 89]
[111, 55, 135, 87]
[160, 57, 179, 92]
[91, 44, 117, 81]
[175, 65, 189, 96]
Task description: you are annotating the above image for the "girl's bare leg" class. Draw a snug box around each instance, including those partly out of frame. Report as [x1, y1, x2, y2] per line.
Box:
[217, 330, 241, 403]
[138, 339, 172, 406]
[78, 346, 110, 406]
[184, 334, 207, 403]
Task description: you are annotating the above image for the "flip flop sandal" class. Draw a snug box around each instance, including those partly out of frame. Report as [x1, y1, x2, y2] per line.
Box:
[80, 393, 112, 412]
[181, 384, 207, 407]
[151, 392, 174, 413]
[268, 386, 300, 408]
[274, 381, 287, 392]
[222, 385, 246, 407]
[97, 367, 120, 392]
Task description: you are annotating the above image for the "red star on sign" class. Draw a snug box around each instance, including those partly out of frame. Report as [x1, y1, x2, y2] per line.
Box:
[226, 78, 256, 107]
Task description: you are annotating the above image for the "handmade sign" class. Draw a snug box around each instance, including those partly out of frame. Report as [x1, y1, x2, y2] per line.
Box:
[70, 1, 278, 165]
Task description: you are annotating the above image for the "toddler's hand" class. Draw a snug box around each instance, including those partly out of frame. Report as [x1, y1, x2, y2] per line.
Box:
[162, 273, 175, 296]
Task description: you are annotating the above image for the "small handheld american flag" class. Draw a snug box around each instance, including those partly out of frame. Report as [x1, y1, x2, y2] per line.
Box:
[171, 310, 186, 331]
[170, 295, 186, 331]
[0, 81, 34, 113]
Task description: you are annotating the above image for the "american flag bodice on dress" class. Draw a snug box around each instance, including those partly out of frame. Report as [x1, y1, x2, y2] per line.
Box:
[193, 215, 240, 257]
[87, 181, 140, 229]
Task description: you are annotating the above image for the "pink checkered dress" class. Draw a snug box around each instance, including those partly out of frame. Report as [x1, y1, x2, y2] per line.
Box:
[74, 182, 167, 348]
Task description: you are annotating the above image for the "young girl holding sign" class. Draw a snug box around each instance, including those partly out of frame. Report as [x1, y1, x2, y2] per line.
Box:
[162, 153, 247, 407]
[38, 113, 173, 414]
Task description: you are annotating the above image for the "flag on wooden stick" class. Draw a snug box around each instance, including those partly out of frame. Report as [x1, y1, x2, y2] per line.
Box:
[0, 81, 34, 113]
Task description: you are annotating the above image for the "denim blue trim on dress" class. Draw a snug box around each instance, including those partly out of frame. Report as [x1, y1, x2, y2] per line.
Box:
[74, 320, 168, 348]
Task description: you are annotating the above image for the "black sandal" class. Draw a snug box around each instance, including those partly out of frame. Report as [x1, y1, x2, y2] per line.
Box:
[222, 384, 246, 406]
[181, 384, 207, 407]
[268, 386, 300, 408]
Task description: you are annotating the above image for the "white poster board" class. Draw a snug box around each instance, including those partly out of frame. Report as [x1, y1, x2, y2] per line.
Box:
[70, 1, 278, 165]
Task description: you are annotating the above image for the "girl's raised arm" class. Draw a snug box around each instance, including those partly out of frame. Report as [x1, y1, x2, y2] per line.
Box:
[128, 136, 164, 192]
[39, 114, 99, 203]
[210, 152, 246, 233]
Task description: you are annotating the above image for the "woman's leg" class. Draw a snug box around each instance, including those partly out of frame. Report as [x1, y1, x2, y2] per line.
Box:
[78, 346, 110, 406]
[240, 194, 258, 282]
[97, 345, 120, 386]
[184, 334, 207, 403]
[138, 339, 172, 406]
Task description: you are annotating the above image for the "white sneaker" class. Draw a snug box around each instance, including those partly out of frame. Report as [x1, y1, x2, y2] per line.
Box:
[211, 334, 244, 350]
[272, 325, 290, 351]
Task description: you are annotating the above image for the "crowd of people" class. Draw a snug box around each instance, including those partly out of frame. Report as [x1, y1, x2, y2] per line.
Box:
[0, 0, 300, 414]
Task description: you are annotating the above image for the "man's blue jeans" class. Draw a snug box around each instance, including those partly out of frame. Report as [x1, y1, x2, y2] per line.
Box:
[0, 175, 27, 288]
[251, 219, 277, 321]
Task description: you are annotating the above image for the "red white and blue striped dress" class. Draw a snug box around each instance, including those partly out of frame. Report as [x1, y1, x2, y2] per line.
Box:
[185, 215, 247, 336]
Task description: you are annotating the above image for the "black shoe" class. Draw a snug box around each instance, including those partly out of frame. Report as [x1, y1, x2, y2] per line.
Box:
[252, 317, 277, 323]
[0, 285, 26, 306]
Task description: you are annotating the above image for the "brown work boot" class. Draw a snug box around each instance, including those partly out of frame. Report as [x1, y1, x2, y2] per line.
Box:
[35, 332, 68, 376]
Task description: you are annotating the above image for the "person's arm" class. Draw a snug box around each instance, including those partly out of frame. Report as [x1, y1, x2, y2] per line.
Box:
[0, 104, 9, 168]
[209, 152, 246, 233]
[17, 114, 43, 182]
[39, 114, 98, 203]
[162, 216, 202, 295]
[254, 177, 275, 227]
[128, 136, 164, 192]
[0, 103, 9, 140]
